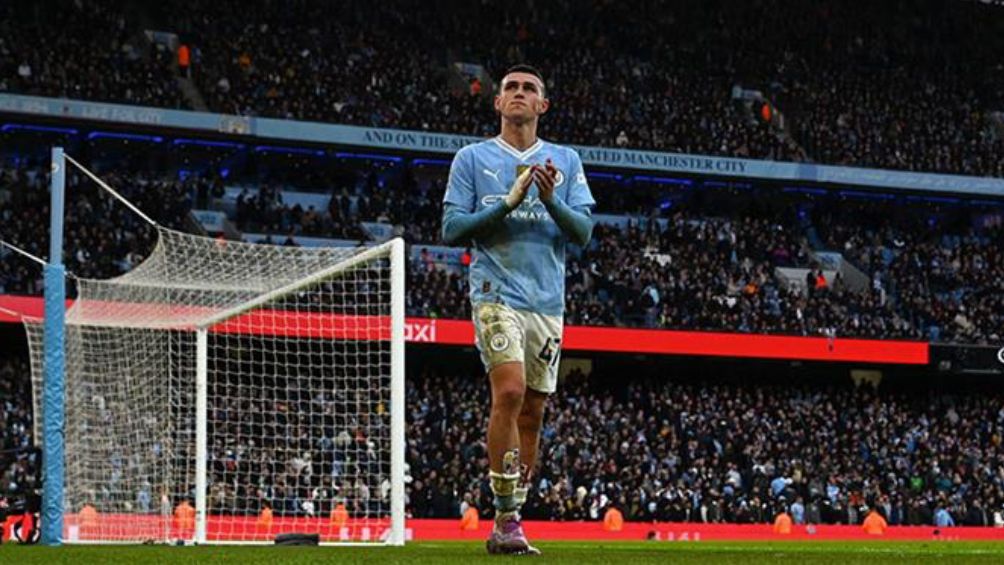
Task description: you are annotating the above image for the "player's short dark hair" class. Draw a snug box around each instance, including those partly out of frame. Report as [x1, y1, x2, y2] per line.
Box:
[501, 64, 546, 96]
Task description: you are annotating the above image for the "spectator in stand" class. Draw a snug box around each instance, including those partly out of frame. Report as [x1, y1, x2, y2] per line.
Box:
[772, 510, 793, 534]
[177, 43, 191, 78]
[790, 497, 805, 525]
[862, 507, 887, 535]
[934, 504, 956, 528]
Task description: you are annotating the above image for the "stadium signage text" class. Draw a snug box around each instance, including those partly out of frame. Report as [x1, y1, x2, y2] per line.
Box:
[571, 147, 748, 173]
[404, 319, 437, 342]
[363, 129, 479, 150]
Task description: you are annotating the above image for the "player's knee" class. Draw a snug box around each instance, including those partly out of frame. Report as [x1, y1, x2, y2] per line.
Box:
[492, 384, 524, 413]
[490, 367, 525, 413]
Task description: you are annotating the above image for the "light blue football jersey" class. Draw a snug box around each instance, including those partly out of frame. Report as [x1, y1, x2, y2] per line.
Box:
[442, 136, 596, 316]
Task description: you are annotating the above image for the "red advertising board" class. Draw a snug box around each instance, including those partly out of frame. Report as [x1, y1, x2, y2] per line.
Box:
[0, 295, 928, 364]
[58, 514, 1004, 543]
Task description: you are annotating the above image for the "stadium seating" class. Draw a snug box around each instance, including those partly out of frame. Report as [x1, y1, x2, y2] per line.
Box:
[2, 157, 1002, 344]
[405, 367, 1004, 527]
[3, 1, 1002, 177]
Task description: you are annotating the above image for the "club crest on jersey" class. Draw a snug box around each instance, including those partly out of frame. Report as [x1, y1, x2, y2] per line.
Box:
[490, 332, 510, 352]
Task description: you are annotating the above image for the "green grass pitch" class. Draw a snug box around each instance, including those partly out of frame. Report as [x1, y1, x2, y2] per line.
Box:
[3, 541, 1004, 564]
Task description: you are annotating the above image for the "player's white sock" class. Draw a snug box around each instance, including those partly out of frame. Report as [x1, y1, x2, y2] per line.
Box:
[490, 448, 521, 517]
[514, 485, 528, 507]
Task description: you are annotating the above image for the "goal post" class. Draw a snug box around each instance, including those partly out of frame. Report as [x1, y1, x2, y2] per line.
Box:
[40, 146, 67, 546]
[28, 218, 407, 545]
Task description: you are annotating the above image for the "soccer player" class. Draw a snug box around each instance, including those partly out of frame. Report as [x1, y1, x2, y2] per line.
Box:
[441, 64, 595, 555]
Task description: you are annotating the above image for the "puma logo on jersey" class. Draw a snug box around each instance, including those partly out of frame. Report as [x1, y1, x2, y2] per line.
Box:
[482, 168, 502, 185]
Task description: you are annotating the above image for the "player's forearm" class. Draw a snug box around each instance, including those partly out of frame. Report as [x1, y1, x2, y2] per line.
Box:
[543, 198, 594, 246]
[441, 201, 511, 245]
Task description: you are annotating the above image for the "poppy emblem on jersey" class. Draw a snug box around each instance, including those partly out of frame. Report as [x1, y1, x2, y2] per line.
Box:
[490, 333, 510, 352]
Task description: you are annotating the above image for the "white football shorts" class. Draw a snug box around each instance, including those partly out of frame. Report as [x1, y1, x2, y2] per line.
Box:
[471, 302, 563, 394]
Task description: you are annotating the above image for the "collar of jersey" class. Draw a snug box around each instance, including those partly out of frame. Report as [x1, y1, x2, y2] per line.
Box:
[493, 136, 544, 161]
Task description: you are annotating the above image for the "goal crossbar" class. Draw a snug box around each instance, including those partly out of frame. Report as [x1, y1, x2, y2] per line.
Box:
[197, 240, 397, 331]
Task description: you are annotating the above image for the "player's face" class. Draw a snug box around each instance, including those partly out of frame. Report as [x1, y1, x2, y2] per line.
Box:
[494, 72, 549, 124]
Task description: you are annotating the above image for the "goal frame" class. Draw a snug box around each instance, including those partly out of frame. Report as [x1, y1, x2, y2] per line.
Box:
[191, 238, 407, 546]
[39, 147, 407, 546]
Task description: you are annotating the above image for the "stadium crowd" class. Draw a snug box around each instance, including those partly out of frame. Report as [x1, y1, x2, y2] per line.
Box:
[409, 368, 1004, 526]
[5, 352, 1004, 528]
[163, 0, 801, 163]
[0, 162, 191, 294]
[3, 1, 1003, 177]
[0, 358, 37, 508]
[811, 198, 1004, 344]
[200, 377, 393, 520]
[560, 215, 916, 340]
[0, 1, 187, 110]
[766, 3, 1004, 178]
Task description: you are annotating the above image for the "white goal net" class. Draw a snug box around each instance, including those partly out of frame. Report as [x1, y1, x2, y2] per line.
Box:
[26, 228, 405, 545]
